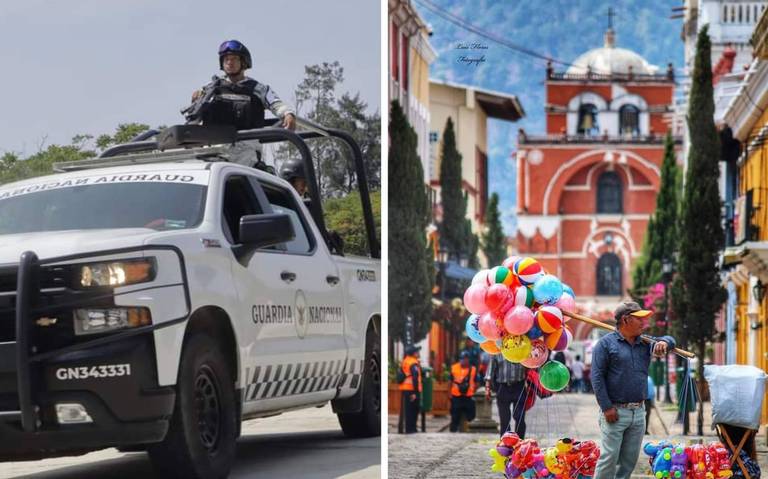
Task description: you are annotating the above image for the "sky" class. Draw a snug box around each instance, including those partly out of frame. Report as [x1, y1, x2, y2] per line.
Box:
[413, 0, 685, 233]
[0, 0, 380, 155]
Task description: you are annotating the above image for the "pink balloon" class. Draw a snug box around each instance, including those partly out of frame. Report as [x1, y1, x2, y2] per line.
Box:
[485, 283, 510, 312]
[464, 284, 489, 315]
[555, 292, 576, 313]
[502, 255, 522, 270]
[478, 312, 504, 341]
[521, 339, 549, 368]
[503, 306, 534, 335]
[472, 269, 490, 285]
[498, 293, 516, 316]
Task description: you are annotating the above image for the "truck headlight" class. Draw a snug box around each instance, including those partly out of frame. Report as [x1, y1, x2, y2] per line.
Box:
[73, 307, 151, 335]
[78, 258, 155, 288]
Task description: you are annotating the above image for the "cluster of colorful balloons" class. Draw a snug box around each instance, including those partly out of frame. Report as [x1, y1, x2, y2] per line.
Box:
[489, 433, 601, 478]
[464, 255, 574, 392]
[643, 441, 734, 479]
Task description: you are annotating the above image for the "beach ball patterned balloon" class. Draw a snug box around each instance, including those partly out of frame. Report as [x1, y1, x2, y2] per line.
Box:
[501, 335, 532, 363]
[480, 340, 501, 355]
[503, 305, 534, 335]
[539, 361, 571, 392]
[544, 326, 571, 351]
[536, 305, 563, 333]
[515, 257, 544, 286]
[532, 274, 564, 305]
[521, 339, 549, 368]
[512, 285, 535, 308]
[489, 266, 516, 287]
[465, 314, 486, 343]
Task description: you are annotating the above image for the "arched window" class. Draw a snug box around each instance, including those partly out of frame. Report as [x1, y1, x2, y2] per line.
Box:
[596, 253, 622, 295]
[597, 171, 623, 213]
[577, 104, 600, 136]
[619, 105, 640, 136]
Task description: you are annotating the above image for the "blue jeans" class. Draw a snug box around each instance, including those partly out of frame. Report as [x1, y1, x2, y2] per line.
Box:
[595, 406, 645, 479]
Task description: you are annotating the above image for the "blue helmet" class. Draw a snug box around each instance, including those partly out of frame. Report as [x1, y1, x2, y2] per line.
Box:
[218, 40, 252, 70]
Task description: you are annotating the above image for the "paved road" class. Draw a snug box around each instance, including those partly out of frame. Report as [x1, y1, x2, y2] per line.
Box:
[0, 405, 380, 479]
[388, 392, 767, 479]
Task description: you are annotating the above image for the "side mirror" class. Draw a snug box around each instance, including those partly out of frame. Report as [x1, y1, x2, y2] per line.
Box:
[239, 213, 295, 249]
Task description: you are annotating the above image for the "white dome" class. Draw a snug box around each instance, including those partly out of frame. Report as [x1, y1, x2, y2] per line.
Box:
[566, 30, 659, 76]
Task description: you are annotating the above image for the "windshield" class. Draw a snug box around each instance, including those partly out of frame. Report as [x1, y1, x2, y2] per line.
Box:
[0, 182, 206, 235]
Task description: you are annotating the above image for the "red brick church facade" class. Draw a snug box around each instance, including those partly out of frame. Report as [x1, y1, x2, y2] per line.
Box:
[515, 28, 679, 341]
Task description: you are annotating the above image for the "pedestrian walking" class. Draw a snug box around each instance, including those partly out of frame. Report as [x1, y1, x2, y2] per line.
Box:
[485, 353, 528, 438]
[449, 351, 477, 432]
[571, 355, 585, 393]
[398, 345, 422, 434]
[591, 302, 676, 479]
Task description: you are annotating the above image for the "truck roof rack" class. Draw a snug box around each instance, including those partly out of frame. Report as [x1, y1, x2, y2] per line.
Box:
[51, 117, 379, 258]
[52, 146, 229, 172]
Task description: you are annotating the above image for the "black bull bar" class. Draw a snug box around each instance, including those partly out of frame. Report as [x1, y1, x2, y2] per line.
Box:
[0, 247, 190, 433]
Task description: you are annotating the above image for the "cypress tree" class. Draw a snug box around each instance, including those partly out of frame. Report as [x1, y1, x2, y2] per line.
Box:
[482, 193, 507, 267]
[675, 25, 727, 435]
[388, 101, 434, 347]
[439, 118, 468, 256]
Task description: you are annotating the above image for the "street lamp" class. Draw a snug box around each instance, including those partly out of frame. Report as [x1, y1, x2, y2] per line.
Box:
[437, 248, 450, 301]
[662, 258, 673, 404]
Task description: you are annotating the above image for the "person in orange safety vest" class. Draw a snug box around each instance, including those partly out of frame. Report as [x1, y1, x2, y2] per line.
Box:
[399, 344, 422, 433]
[449, 350, 477, 432]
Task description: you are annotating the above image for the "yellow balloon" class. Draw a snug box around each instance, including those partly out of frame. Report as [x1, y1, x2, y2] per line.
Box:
[501, 335, 532, 363]
[545, 448, 563, 474]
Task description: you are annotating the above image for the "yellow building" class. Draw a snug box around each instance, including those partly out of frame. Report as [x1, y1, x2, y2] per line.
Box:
[428, 80, 524, 266]
[388, 0, 437, 186]
[721, 10, 768, 426]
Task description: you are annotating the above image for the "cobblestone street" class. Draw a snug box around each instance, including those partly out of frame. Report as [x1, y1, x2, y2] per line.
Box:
[388, 392, 768, 478]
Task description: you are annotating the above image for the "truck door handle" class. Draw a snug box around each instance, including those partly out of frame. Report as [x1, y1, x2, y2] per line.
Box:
[281, 271, 296, 283]
[326, 275, 340, 285]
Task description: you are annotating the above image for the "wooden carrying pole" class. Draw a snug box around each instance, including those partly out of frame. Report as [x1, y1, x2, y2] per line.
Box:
[562, 310, 696, 359]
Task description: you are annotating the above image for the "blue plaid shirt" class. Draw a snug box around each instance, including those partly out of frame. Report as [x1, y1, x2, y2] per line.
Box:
[591, 331, 675, 411]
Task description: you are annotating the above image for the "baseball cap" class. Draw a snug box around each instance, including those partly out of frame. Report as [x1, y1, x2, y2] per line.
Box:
[614, 301, 652, 322]
[405, 344, 420, 355]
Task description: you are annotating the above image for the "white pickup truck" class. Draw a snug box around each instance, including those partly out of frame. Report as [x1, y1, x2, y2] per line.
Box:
[0, 124, 381, 479]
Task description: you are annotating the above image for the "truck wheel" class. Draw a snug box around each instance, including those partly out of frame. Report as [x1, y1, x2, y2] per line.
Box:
[337, 328, 381, 437]
[148, 334, 237, 479]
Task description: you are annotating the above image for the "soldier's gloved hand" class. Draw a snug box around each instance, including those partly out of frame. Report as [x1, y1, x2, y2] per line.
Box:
[282, 113, 296, 130]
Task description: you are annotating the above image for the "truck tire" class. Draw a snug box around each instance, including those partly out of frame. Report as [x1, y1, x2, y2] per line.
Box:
[337, 328, 381, 437]
[148, 334, 237, 479]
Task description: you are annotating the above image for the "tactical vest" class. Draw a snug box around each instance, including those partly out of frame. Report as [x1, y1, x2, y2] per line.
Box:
[204, 79, 265, 130]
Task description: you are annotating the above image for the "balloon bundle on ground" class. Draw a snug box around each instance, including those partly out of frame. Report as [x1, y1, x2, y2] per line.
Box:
[643, 441, 734, 479]
[464, 256, 574, 391]
[489, 432, 600, 478]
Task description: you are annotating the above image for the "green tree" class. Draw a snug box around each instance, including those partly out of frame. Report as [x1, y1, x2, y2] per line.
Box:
[438, 117, 478, 261]
[272, 62, 380, 198]
[482, 193, 506, 267]
[96, 123, 151, 150]
[674, 25, 727, 435]
[388, 100, 433, 348]
[323, 190, 380, 256]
